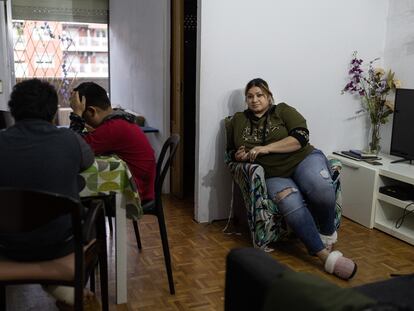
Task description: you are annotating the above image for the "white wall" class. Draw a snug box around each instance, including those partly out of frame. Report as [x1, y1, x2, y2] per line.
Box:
[384, 1, 414, 89]
[109, 0, 170, 153]
[382, 0, 414, 153]
[195, 0, 389, 222]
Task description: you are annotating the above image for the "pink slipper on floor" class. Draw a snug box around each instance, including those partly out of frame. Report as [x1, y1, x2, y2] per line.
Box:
[325, 250, 357, 280]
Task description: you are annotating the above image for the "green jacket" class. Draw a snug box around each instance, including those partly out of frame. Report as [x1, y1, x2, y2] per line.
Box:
[226, 103, 313, 178]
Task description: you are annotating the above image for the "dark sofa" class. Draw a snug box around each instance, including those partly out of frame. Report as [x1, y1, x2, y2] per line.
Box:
[225, 248, 414, 311]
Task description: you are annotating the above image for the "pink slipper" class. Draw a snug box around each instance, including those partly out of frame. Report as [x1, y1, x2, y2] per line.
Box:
[325, 250, 357, 280]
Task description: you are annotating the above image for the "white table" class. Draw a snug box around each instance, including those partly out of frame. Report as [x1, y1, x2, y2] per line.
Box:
[79, 156, 143, 304]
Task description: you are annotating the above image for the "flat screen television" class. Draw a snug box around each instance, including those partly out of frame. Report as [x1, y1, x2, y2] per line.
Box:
[390, 88, 414, 163]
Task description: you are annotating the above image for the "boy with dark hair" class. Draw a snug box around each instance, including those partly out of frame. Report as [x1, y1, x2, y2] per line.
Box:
[8, 78, 58, 122]
[74, 82, 111, 110]
[70, 82, 156, 202]
[0, 79, 98, 309]
[0, 79, 94, 256]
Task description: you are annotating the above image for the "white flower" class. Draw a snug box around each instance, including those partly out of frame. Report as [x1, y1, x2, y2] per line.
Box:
[384, 101, 395, 111]
[374, 68, 385, 76]
[393, 79, 401, 88]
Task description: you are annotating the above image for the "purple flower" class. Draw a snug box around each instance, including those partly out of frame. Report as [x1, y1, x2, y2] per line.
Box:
[351, 58, 363, 65]
[342, 51, 399, 125]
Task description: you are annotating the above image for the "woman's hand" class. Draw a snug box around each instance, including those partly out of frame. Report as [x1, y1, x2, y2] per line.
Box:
[235, 146, 249, 162]
[248, 146, 270, 162]
[70, 91, 86, 117]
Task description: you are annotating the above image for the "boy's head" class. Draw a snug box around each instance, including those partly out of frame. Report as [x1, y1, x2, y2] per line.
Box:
[74, 82, 111, 110]
[74, 82, 111, 127]
[8, 79, 58, 123]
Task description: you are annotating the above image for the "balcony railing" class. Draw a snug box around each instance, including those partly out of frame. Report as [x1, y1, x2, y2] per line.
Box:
[67, 63, 108, 78]
[66, 37, 108, 52]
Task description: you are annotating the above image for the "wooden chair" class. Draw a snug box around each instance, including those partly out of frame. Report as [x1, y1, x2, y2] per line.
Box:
[0, 188, 108, 311]
[133, 134, 180, 295]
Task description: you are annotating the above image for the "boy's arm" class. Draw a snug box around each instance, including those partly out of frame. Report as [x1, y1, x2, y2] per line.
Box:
[70, 118, 115, 156]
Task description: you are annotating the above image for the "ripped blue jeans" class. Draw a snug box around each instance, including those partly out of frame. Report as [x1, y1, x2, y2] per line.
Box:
[265, 149, 336, 254]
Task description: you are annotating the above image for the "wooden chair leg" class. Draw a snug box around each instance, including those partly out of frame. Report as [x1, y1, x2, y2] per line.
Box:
[0, 285, 6, 311]
[157, 210, 175, 295]
[103, 196, 114, 235]
[74, 282, 84, 311]
[98, 211, 109, 311]
[133, 220, 142, 250]
[99, 254, 109, 311]
[90, 268, 96, 293]
[107, 216, 113, 235]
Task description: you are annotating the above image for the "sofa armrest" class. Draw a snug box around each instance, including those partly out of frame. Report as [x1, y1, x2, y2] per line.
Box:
[225, 248, 379, 311]
[226, 160, 268, 205]
[354, 274, 414, 308]
[225, 248, 289, 311]
[225, 160, 285, 249]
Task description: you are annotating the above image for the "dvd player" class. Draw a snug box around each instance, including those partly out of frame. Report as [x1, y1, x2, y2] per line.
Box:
[379, 185, 414, 201]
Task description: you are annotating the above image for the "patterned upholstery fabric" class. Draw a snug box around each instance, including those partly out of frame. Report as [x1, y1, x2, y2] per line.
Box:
[224, 118, 343, 250]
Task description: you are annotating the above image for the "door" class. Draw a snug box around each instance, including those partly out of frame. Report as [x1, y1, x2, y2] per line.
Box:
[170, 0, 184, 198]
[170, 0, 197, 199]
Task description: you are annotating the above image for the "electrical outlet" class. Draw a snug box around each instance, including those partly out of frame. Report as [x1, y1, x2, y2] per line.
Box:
[0, 80, 3, 94]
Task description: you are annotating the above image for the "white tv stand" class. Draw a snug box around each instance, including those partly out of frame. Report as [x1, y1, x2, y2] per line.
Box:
[330, 153, 414, 245]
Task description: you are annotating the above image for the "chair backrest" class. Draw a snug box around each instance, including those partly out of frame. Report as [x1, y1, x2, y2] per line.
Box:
[0, 188, 82, 236]
[0, 188, 106, 310]
[0, 110, 14, 130]
[155, 134, 180, 200]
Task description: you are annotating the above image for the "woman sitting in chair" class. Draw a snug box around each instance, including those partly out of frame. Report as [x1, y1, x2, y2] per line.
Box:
[226, 78, 357, 280]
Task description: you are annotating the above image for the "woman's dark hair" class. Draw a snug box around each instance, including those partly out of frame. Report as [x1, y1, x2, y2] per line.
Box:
[8, 78, 58, 122]
[74, 82, 111, 110]
[245, 78, 274, 103]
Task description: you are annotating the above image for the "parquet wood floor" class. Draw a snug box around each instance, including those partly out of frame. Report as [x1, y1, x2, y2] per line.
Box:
[6, 195, 414, 310]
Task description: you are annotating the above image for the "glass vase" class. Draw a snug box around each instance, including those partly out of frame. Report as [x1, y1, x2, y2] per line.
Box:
[369, 121, 381, 155]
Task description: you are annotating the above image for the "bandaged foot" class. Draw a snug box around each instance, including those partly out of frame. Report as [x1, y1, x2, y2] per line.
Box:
[319, 231, 338, 252]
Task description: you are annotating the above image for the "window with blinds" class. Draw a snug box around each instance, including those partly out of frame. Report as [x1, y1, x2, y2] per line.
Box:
[10, 0, 109, 124]
[11, 0, 108, 23]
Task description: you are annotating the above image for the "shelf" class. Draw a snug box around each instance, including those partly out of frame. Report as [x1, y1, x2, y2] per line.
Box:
[374, 219, 414, 245]
[375, 199, 414, 246]
[140, 126, 159, 133]
[331, 153, 414, 245]
[378, 157, 414, 185]
[377, 193, 414, 210]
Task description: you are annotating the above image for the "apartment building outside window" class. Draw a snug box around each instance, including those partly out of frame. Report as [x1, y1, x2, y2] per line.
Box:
[10, 0, 109, 124]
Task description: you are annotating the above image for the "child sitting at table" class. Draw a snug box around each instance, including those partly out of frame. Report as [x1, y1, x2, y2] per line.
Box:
[69, 82, 156, 203]
[0, 79, 101, 310]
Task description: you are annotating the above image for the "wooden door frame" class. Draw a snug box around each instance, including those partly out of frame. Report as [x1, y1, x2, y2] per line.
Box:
[170, 0, 184, 198]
